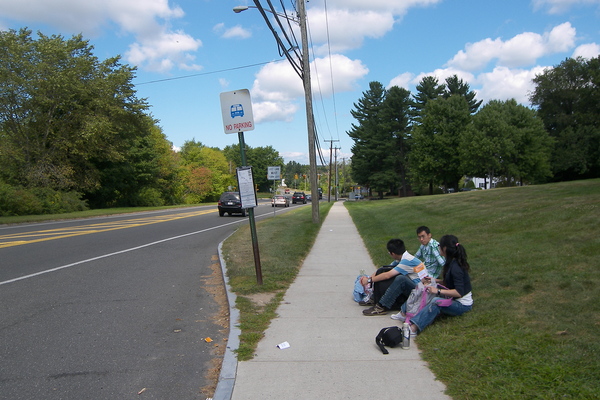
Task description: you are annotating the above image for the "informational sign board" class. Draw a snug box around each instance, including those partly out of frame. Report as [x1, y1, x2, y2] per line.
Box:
[236, 166, 257, 209]
[267, 166, 281, 180]
[220, 89, 255, 134]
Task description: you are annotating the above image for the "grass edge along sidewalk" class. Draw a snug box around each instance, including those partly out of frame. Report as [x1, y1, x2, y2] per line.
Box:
[346, 179, 599, 400]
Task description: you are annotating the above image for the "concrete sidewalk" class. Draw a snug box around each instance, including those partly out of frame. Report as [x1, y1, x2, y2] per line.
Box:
[215, 201, 451, 400]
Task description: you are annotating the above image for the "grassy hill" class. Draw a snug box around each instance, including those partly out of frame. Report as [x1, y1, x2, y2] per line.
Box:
[346, 179, 600, 399]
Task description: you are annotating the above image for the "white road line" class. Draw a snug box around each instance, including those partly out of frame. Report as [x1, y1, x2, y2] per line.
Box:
[0, 217, 255, 286]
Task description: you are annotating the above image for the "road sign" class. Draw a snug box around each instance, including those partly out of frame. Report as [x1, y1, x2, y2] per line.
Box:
[220, 89, 255, 134]
[267, 166, 281, 180]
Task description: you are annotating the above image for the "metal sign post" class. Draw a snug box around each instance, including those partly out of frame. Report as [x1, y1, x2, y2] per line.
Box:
[220, 89, 262, 285]
[267, 166, 281, 216]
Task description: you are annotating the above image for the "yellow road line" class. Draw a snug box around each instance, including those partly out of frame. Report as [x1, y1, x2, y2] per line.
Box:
[0, 209, 217, 249]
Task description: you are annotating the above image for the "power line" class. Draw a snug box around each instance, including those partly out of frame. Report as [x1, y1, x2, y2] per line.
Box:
[134, 60, 284, 86]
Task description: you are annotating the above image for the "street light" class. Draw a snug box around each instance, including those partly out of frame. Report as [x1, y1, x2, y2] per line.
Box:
[234, 1, 320, 223]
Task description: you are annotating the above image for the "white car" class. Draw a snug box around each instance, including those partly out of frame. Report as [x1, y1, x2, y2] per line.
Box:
[271, 195, 290, 207]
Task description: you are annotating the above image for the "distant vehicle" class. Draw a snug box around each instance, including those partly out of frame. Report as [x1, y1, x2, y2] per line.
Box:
[284, 188, 291, 194]
[218, 192, 246, 217]
[305, 193, 312, 202]
[318, 187, 323, 199]
[354, 193, 364, 199]
[230, 104, 244, 118]
[271, 195, 290, 207]
[292, 192, 307, 204]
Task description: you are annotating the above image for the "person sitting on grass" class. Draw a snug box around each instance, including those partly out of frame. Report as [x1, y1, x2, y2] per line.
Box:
[415, 226, 445, 279]
[408, 234, 473, 336]
[359, 238, 423, 316]
[390, 226, 445, 321]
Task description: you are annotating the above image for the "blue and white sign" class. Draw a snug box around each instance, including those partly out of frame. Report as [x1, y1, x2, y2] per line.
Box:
[220, 89, 255, 134]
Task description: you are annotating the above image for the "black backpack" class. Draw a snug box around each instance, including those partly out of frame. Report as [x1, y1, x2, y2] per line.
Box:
[375, 326, 403, 354]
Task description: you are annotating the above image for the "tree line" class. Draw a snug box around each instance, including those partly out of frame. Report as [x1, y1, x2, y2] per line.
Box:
[0, 29, 287, 216]
[348, 56, 600, 197]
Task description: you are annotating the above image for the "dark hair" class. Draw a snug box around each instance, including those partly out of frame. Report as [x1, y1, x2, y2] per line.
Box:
[416, 226, 430, 235]
[440, 234, 470, 276]
[386, 239, 406, 256]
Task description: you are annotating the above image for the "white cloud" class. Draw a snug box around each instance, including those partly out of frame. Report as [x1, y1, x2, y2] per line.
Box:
[308, 8, 395, 54]
[476, 66, 547, 105]
[125, 30, 202, 73]
[448, 22, 576, 70]
[532, 0, 600, 14]
[0, 0, 200, 73]
[312, 55, 369, 95]
[250, 55, 368, 124]
[572, 42, 600, 58]
[222, 25, 252, 39]
[388, 72, 415, 90]
[322, 0, 443, 14]
[214, 23, 252, 39]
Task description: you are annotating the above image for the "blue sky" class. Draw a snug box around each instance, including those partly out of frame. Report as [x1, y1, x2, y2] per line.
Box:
[1, 0, 599, 165]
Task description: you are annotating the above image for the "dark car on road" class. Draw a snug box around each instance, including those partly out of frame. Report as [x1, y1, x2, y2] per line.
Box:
[292, 192, 307, 204]
[218, 192, 246, 217]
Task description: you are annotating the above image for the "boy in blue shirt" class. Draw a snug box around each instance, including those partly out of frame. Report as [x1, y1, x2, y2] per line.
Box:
[360, 238, 423, 316]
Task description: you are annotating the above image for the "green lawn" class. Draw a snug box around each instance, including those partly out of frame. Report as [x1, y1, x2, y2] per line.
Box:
[346, 179, 600, 399]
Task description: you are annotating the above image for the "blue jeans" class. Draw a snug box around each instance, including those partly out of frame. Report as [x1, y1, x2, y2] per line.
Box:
[410, 298, 472, 333]
[379, 275, 416, 309]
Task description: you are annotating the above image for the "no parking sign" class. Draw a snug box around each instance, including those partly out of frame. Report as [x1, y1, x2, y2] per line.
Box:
[220, 89, 255, 134]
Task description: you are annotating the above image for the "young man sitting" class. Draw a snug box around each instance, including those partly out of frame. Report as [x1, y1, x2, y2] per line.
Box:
[415, 226, 445, 279]
[359, 238, 423, 316]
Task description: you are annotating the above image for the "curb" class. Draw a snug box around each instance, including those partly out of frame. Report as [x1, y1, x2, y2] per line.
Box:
[211, 238, 240, 400]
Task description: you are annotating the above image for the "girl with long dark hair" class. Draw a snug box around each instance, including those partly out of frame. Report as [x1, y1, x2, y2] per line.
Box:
[409, 234, 473, 335]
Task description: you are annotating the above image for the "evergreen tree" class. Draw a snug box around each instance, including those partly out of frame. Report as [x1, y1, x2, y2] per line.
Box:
[444, 75, 483, 114]
[347, 81, 395, 198]
[412, 76, 445, 117]
[530, 56, 600, 180]
[380, 86, 412, 196]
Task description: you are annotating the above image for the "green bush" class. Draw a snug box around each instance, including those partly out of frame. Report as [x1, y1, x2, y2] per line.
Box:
[0, 183, 88, 216]
[133, 187, 165, 207]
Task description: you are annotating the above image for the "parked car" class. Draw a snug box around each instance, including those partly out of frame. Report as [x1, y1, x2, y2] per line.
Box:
[218, 192, 246, 217]
[292, 192, 306, 204]
[271, 195, 290, 207]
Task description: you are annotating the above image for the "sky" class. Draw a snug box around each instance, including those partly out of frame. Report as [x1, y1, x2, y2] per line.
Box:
[1, 0, 599, 165]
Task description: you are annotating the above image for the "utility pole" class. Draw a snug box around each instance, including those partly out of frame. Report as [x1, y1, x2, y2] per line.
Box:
[235, 1, 319, 223]
[297, 0, 320, 222]
[324, 139, 339, 202]
[334, 147, 340, 201]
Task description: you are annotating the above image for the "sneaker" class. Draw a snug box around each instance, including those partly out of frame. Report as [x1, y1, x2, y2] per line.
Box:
[358, 298, 374, 306]
[362, 304, 388, 316]
[390, 311, 406, 321]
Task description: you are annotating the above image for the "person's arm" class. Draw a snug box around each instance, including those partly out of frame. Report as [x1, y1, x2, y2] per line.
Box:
[360, 268, 400, 286]
[427, 285, 461, 298]
[415, 246, 423, 259]
[427, 263, 467, 298]
[432, 244, 445, 268]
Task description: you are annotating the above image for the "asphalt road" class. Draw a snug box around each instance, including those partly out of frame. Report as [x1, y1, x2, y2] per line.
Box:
[0, 201, 301, 399]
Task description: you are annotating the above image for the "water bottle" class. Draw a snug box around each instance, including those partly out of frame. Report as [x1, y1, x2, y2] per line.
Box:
[402, 322, 410, 349]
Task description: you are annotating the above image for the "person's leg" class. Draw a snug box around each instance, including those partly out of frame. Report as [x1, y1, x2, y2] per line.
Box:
[378, 275, 415, 310]
[411, 300, 472, 333]
[409, 300, 442, 333]
[439, 301, 472, 317]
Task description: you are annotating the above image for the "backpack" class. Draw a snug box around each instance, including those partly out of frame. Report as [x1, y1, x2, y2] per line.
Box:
[404, 283, 450, 324]
[375, 326, 404, 354]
